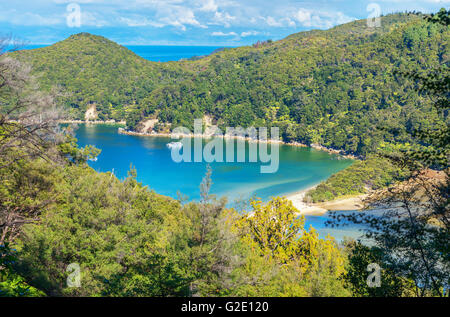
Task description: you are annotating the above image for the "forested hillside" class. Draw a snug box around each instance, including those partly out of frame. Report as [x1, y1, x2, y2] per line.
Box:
[12, 33, 194, 121]
[305, 155, 408, 202]
[11, 13, 449, 155]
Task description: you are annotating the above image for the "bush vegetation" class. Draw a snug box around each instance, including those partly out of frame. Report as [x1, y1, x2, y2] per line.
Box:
[305, 155, 408, 202]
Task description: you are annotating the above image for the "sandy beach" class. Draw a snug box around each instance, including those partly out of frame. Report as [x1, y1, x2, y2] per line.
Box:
[286, 186, 366, 216]
[314, 195, 367, 211]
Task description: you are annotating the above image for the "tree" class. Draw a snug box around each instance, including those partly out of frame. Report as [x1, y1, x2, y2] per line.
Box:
[0, 35, 103, 297]
[0, 36, 63, 169]
[0, 36, 66, 247]
[236, 197, 316, 264]
[342, 240, 415, 297]
[12, 14, 448, 157]
[180, 166, 241, 296]
[0, 244, 44, 297]
[13, 165, 188, 296]
[234, 197, 349, 296]
[328, 9, 449, 297]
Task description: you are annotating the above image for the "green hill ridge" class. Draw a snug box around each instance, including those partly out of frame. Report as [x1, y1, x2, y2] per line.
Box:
[10, 13, 449, 155]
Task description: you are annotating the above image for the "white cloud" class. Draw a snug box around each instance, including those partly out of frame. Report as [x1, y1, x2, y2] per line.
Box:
[119, 4, 206, 31]
[266, 16, 281, 27]
[294, 9, 311, 24]
[265, 16, 295, 27]
[292, 8, 354, 29]
[211, 11, 236, 27]
[211, 31, 237, 36]
[0, 10, 62, 26]
[199, 0, 218, 12]
[81, 11, 110, 27]
[240, 30, 259, 37]
[159, 8, 205, 30]
[2, 0, 447, 45]
[377, 0, 449, 3]
[120, 16, 164, 27]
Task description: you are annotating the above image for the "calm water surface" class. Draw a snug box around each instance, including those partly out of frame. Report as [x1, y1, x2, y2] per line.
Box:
[75, 124, 366, 240]
[75, 124, 353, 201]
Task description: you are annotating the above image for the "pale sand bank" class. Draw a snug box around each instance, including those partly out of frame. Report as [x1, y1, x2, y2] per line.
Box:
[315, 195, 367, 211]
[286, 187, 366, 216]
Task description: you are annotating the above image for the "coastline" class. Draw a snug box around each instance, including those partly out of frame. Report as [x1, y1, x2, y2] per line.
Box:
[70, 122, 363, 210]
[117, 127, 359, 160]
[285, 185, 366, 216]
[116, 126, 362, 210]
[60, 120, 126, 125]
[285, 186, 328, 216]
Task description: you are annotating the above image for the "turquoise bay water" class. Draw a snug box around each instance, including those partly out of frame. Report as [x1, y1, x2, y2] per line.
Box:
[75, 124, 365, 240]
[76, 124, 353, 202]
[126, 45, 224, 62]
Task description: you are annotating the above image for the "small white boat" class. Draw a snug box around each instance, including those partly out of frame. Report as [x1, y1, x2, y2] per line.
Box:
[166, 142, 183, 149]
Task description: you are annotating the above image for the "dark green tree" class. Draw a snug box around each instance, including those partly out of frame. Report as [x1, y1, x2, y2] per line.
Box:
[328, 9, 449, 297]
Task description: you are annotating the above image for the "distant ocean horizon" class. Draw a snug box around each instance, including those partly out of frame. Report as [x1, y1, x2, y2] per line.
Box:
[15, 44, 226, 62]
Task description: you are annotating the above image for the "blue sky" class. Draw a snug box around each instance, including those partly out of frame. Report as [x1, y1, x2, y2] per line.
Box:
[1, 0, 448, 46]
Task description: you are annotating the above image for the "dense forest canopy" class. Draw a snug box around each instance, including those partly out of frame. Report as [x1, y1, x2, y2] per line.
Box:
[10, 13, 449, 156]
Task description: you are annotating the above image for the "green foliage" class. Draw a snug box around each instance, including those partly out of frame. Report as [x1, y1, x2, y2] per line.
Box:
[231, 197, 350, 297]
[4, 162, 237, 297]
[12, 164, 190, 296]
[237, 197, 317, 264]
[57, 132, 101, 164]
[329, 11, 449, 293]
[342, 240, 416, 297]
[4, 162, 351, 297]
[306, 155, 407, 202]
[2, 10, 448, 298]
[425, 8, 450, 26]
[0, 273, 45, 297]
[10, 33, 192, 121]
[0, 244, 45, 297]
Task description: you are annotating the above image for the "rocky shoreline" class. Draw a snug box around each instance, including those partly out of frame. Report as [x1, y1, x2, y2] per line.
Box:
[60, 120, 126, 125]
[117, 128, 359, 160]
[61, 119, 358, 160]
